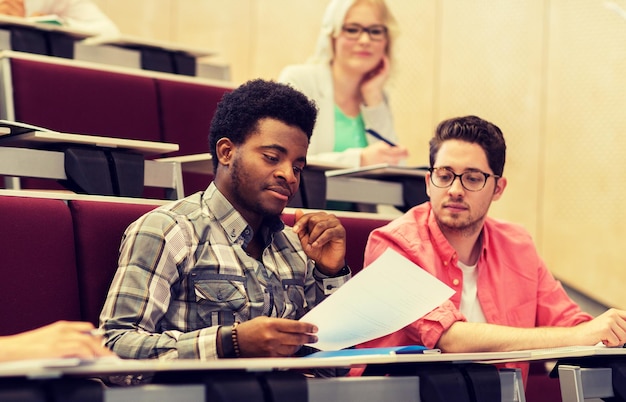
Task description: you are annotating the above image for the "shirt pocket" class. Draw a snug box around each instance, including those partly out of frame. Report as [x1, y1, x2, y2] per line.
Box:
[281, 278, 306, 319]
[193, 274, 247, 323]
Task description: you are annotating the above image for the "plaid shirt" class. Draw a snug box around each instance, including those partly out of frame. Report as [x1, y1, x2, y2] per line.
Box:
[100, 183, 349, 360]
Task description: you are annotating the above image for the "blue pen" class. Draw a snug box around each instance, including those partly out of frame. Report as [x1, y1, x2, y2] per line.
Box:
[366, 128, 397, 147]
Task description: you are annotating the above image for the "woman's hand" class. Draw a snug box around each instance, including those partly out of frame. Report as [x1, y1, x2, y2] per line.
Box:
[361, 141, 409, 166]
[0, 321, 115, 362]
[360, 55, 391, 107]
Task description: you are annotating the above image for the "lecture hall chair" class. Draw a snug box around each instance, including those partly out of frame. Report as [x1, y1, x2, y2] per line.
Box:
[155, 78, 233, 195]
[5, 56, 164, 197]
[0, 196, 82, 335]
[69, 199, 159, 326]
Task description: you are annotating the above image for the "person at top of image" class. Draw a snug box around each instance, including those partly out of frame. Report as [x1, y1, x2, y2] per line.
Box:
[0, 0, 119, 36]
[279, 0, 409, 168]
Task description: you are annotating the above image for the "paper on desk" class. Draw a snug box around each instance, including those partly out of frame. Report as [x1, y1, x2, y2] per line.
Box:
[300, 248, 455, 351]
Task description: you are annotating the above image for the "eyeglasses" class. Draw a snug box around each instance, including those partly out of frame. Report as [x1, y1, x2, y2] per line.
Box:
[341, 24, 388, 41]
[429, 167, 500, 192]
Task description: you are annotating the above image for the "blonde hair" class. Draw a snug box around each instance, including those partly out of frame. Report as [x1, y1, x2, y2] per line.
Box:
[309, 0, 399, 66]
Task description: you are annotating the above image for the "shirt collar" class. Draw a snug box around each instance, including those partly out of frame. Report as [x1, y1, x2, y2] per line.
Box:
[202, 183, 285, 248]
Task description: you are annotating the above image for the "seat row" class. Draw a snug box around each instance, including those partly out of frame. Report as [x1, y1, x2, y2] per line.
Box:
[0, 192, 558, 400]
[0, 194, 391, 336]
[0, 51, 235, 195]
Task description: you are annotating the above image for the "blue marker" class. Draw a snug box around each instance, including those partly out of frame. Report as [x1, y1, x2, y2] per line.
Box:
[366, 128, 397, 147]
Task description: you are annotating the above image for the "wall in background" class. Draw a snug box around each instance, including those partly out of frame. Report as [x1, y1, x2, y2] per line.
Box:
[93, 0, 626, 309]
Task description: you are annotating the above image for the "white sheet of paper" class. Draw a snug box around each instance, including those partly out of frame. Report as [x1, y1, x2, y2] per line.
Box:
[300, 248, 455, 350]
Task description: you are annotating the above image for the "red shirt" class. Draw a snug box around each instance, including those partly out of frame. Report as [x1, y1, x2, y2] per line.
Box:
[355, 202, 592, 379]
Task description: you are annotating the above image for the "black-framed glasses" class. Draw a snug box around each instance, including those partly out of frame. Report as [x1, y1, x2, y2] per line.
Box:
[341, 24, 388, 41]
[429, 167, 500, 192]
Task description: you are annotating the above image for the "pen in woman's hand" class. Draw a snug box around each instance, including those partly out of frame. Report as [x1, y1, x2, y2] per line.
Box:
[366, 129, 397, 147]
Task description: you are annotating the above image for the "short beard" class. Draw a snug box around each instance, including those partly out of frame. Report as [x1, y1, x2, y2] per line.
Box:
[436, 213, 484, 238]
[230, 156, 280, 219]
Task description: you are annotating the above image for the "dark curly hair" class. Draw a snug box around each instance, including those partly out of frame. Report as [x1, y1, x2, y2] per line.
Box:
[429, 115, 507, 176]
[208, 79, 318, 171]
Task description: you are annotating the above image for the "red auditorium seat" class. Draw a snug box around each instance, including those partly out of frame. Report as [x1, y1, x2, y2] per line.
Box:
[155, 79, 233, 195]
[7, 57, 164, 197]
[10, 58, 161, 141]
[69, 199, 159, 326]
[0, 196, 81, 335]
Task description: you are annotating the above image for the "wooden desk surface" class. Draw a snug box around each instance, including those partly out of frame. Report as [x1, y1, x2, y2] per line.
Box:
[82, 34, 216, 58]
[0, 14, 93, 38]
[325, 163, 428, 179]
[157, 152, 213, 174]
[0, 350, 533, 379]
[0, 130, 178, 156]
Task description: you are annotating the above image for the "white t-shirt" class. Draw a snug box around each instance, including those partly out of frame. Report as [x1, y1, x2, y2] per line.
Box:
[458, 260, 487, 323]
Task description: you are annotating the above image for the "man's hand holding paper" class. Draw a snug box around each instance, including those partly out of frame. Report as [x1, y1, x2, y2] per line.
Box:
[299, 248, 454, 351]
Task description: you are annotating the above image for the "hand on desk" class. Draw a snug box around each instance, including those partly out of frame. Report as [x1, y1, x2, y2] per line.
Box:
[0, 320, 115, 362]
[573, 308, 626, 347]
[361, 141, 409, 167]
[0, 0, 25, 17]
[237, 317, 318, 357]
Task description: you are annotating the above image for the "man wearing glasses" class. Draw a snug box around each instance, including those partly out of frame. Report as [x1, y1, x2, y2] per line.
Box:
[356, 115, 626, 381]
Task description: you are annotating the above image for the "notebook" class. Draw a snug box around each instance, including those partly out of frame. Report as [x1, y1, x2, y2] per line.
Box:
[305, 345, 440, 358]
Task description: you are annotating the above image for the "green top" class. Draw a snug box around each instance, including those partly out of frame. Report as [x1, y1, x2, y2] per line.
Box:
[328, 105, 366, 212]
[333, 105, 367, 151]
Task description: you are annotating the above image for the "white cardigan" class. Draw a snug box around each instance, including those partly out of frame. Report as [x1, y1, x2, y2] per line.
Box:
[278, 63, 398, 167]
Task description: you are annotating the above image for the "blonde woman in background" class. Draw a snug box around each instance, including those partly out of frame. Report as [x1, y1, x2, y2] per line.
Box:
[279, 0, 409, 168]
